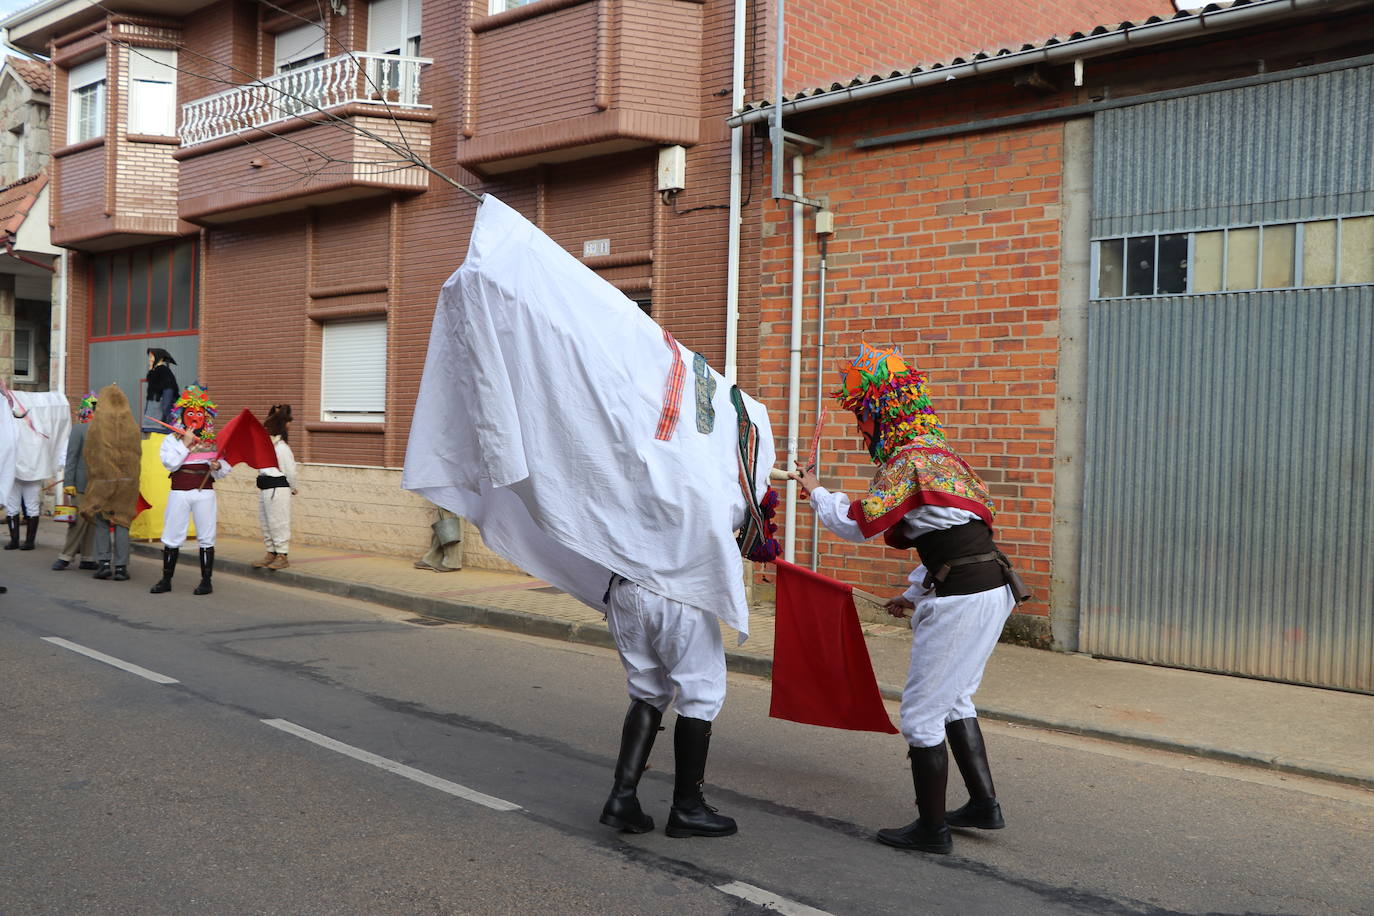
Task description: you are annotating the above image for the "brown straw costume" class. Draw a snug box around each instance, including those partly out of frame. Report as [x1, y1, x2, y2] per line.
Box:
[81, 384, 143, 527]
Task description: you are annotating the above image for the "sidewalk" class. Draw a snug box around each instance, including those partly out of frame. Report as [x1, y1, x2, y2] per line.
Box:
[131, 534, 1374, 791]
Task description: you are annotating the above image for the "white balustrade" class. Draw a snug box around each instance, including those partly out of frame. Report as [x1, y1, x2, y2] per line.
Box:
[180, 52, 431, 147]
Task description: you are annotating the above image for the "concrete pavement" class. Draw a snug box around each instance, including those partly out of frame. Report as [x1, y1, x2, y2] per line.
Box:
[116, 531, 1374, 791]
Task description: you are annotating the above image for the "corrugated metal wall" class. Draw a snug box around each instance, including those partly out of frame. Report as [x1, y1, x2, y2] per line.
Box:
[1081, 66, 1374, 692]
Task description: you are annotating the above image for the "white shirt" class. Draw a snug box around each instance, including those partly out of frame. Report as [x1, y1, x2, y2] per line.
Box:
[809, 486, 978, 544]
[258, 435, 298, 489]
[160, 436, 231, 480]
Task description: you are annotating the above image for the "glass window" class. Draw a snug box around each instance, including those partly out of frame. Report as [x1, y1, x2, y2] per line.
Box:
[1192, 231, 1224, 293]
[91, 258, 110, 338]
[129, 48, 177, 135]
[1260, 224, 1295, 289]
[170, 241, 196, 331]
[129, 249, 151, 333]
[67, 56, 106, 143]
[1125, 236, 1155, 297]
[489, 0, 539, 11]
[275, 22, 327, 73]
[1302, 221, 1337, 286]
[12, 326, 33, 380]
[322, 319, 387, 422]
[1339, 216, 1374, 285]
[1096, 239, 1123, 298]
[110, 252, 130, 336]
[149, 246, 171, 333]
[1225, 227, 1259, 291]
[1156, 234, 1188, 294]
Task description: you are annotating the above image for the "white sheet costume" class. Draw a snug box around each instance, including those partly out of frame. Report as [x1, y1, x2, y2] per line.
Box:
[403, 195, 777, 839]
[5, 392, 71, 551]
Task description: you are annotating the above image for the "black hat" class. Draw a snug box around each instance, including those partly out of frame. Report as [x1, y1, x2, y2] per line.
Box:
[148, 347, 177, 366]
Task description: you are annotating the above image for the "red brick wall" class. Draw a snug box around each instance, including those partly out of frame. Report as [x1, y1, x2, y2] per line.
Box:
[755, 98, 1064, 613]
[783, 0, 1175, 93]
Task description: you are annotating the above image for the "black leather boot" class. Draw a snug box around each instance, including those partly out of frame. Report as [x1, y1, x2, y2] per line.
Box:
[665, 716, 736, 838]
[92, 561, 113, 580]
[20, 516, 38, 550]
[599, 699, 663, 833]
[193, 546, 214, 595]
[150, 547, 178, 593]
[945, 717, 1005, 829]
[4, 516, 18, 550]
[877, 743, 953, 854]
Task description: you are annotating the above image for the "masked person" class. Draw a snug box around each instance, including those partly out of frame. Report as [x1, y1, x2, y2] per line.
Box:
[796, 343, 1023, 856]
[142, 348, 179, 434]
[53, 392, 100, 571]
[81, 385, 142, 582]
[251, 404, 297, 571]
[150, 384, 228, 595]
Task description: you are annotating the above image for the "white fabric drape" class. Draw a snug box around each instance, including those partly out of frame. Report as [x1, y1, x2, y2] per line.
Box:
[403, 196, 775, 640]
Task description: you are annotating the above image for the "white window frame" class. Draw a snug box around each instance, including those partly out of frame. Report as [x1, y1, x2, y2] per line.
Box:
[321, 319, 387, 423]
[12, 323, 34, 382]
[67, 56, 106, 144]
[487, 0, 539, 13]
[128, 47, 178, 136]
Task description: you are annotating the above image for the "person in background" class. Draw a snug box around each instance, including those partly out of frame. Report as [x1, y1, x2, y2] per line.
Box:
[252, 404, 297, 571]
[142, 348, 179, 434]
[81, 384, 142, 582]
[52, 392, 99, 572]
[150, 384, 228, 595]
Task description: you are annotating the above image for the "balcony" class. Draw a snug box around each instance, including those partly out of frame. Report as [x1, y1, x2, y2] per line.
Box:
[457, 0, 704, 175]
[174, 53, 435, 225]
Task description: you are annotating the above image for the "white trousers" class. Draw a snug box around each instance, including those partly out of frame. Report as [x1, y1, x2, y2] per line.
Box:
[605, 579, 727, 721]
[161, 489, 217, 549]
[6, 478, 40, 517]
[900, 584, 1014, 747]
[258, 488, 292, 553]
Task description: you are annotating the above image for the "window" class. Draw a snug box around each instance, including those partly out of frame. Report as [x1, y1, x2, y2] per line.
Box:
[1092, 215, 1374, 299]
[369, 0, 422, 56]
[274, 21, 327, 73]
[90, 239, 198, 340]
[322, 320, 387, 423]
[12, 324, 34, 381]
[488, 0, 539, 12]
[129, 47, 178, 136]
[10, 124, 25, 178]
[67, 56, 106, 143]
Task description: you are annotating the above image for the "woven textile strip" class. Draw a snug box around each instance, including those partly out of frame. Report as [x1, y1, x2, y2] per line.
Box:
[655, 329, 685, 441]
[732, 386, 767, 558]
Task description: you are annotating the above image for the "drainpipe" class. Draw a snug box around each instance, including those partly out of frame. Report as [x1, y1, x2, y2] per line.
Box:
[723, 0, 745, 385]
[55, 250, 66, 396]
[783, 153, 803, 562]
[809, 229, 827, 568]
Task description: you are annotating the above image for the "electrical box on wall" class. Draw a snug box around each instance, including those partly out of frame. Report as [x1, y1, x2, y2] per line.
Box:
[657, 146, 686, 192]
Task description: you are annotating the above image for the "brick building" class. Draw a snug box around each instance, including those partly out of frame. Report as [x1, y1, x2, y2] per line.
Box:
[736, 0, 1374, 691]
[2, 0, 1156, 563]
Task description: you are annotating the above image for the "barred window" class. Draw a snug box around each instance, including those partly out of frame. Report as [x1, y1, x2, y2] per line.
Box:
[90, 239, 199, 341]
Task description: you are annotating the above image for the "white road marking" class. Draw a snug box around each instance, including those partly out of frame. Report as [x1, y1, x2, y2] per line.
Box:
[260, 718, 522, 812]
[41, 637, 180, 685]
[716, 881, 834, 915]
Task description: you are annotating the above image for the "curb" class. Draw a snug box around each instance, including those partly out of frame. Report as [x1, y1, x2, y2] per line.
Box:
[131, 542, 1374, 793]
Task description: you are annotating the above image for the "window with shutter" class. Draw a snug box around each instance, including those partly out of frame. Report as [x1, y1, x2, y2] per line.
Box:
[321, 320, 387, 422]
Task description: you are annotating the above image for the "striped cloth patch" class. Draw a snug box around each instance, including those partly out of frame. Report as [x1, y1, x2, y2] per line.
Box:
[655, 329, 685, 441]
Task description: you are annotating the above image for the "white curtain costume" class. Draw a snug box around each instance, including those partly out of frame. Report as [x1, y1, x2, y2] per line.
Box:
[6, 392, 71, 516]
[811, 488, 1013, 747]
[403, 196, 775, 654]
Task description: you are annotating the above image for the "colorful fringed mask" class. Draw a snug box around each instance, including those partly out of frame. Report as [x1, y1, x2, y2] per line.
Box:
[77, 391, 98, 423]
[173, 383, 218, 446]
[832, 342, 943, 464]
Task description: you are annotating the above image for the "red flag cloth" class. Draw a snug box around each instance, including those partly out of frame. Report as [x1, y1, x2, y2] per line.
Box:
[135, 492, 152, 516]
[214, 408, 277, 470]
[770, 560, 899, 734]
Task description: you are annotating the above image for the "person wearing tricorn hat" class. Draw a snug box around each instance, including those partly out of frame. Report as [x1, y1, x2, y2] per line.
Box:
[795, 343, 1026, 856]
[142, 348, 179, 434]
[150, 383, 229, 595]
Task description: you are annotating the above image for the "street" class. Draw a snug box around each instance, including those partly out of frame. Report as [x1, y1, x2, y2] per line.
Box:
[2, 550, 1371, 916]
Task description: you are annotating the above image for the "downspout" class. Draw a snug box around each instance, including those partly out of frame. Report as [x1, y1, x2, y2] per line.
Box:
[55, 250, 66, 396]
[783, 153, 803, 562]
[723, 0, 745, 384]
[809, 230, 826, 568]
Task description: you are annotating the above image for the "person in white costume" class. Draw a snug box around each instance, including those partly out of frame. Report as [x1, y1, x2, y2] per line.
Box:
[403, 196, 783, 839]
[251, 404, 297, 571]
[150, 384, 229, 596]
[797, 342, 1026, 856]
[3, 391, 70, 551]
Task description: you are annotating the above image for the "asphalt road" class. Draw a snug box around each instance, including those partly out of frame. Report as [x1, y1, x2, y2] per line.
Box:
[2, 548, 1371, 915]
